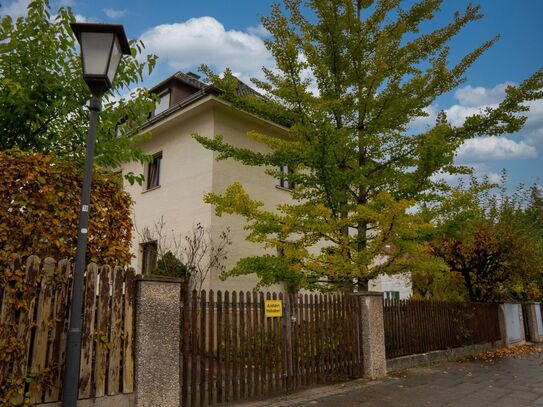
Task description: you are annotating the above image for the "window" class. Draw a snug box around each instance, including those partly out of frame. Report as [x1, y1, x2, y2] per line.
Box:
[154, 90, 170, 115]
[146, 152, 162, 190]
[276, 165, 294, 190]
[141, 241, 158, 275]
[384, 291, 400, 300]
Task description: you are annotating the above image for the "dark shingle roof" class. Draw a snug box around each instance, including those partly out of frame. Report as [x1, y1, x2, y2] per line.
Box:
[173, 71, 208, 90]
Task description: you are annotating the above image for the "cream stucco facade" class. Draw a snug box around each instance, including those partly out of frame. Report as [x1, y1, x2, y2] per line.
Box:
[122, 77, 412, 297]
[122, 95, 292, 292]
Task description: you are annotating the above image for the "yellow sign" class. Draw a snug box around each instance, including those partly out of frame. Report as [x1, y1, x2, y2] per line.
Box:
[265, 299, 283, 318]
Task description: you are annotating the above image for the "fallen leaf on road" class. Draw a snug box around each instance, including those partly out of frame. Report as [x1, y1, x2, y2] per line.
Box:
[473, 345, 542, 362]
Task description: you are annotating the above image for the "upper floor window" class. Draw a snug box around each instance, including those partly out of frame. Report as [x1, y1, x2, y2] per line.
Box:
[146, 152, 162, 190]
[277, 166, 294, 190]
[154, 90, 171, 115]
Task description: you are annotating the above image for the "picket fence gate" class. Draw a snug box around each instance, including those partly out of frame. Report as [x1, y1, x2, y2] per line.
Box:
[179, 290, 366, 407]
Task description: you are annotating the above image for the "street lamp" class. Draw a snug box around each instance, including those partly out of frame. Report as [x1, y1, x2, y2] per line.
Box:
[63, 22, 131, 407]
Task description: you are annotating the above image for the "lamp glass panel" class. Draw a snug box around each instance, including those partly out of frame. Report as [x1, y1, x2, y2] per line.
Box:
[80, 32, 114, 76]
[106, 36, 123, 84]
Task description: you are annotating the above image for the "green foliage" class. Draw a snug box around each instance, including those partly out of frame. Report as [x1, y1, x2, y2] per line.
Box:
[431, 178, 543, 302]
[0, 0, 158, 181]
[195, 0, 543, 292]
[153, 251, 188, 279]
[0, 149, 134, 265]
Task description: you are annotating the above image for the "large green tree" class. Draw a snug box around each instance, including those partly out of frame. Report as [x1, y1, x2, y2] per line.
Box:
[195, 0, 543, 292]
[0, 0, 157, 180]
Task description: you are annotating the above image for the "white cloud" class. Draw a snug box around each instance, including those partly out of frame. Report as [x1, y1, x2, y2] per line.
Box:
[525, 128, 543, 149]
[2, 0, 31, 17]
[139, 16, 274, 84]
[103, 8, 127, 19]
[453, 82, 515, 107]
[410, 81, 543, 165]
[457, 136, 537, 161]
[247, 24, 270, 38]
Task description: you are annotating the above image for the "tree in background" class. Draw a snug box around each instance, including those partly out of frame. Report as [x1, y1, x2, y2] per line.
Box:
[195, 0, 543, 292]
[0, 0, 158, 182]
[431, 178, 543, 302]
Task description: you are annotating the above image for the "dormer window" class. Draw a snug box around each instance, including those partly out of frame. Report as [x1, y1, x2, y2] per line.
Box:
[154, 90, 171, 115]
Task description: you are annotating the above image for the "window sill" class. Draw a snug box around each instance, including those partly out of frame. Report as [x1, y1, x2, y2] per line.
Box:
[275, 185, 293, 192]
[142, 185, 161, 194]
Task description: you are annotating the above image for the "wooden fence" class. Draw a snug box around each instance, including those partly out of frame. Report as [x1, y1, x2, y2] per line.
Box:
[0, 255, 135, 404]
[384, 299, 501, 359]
[180, 290, 365, 407]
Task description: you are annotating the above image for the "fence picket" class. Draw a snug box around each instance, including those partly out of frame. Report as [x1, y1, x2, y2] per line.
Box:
[232, 291, 239, 401]
[216, 291, 223, 405]
[79, 263, 98, 398]
[29, 257, 55, 404]
[208, 290, 215, 406]
[123, 267, 135, 393]
[13, 255, 40, 402]
[107, 266, 124, 395]
[94, 265, 111, 397]
[200, 291, 207, 407]
[191, 291, 198, 407]
[239, 291, 246, 400]
[45, 259, 71, 402]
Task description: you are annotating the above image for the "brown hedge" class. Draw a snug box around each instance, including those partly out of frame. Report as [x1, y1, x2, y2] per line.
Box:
[0, 149, 133, 265]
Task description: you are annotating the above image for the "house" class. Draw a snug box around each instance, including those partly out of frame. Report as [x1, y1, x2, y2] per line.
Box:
[121, 71, 412, 298]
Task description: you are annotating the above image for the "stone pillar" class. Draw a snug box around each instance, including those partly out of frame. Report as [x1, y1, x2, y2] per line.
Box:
[523, 303, 543, 343]
[353, 292, 387, 380]
[134, 276, 182, 407]
[498, 303, 525, 347]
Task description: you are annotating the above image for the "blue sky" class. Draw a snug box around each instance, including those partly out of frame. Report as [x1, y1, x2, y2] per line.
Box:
[3, 0, 543, 190]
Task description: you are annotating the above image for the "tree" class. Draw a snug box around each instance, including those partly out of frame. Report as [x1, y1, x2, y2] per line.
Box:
[195, 0, 543, 292]
[431, 179, 543, 302]
[0, 0, 157, 181]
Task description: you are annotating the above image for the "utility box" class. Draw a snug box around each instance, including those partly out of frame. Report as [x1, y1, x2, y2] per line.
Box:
[499, 303, 525, 347]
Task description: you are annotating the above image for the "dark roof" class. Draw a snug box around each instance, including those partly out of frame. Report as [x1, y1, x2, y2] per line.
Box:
[142, 71, 265, 130]
[172, 71, 208, 90]
[150, 70, 262, 99]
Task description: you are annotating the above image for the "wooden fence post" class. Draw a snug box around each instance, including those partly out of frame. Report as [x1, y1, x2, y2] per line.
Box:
[352, 292, 386, 380]
[134, 275, 182, 407]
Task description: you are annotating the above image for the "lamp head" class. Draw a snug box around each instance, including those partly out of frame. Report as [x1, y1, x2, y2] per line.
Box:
[70, 22, 131, 96]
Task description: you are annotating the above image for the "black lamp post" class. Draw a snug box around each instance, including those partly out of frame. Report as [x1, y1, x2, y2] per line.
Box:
[63, 22, 131, 407]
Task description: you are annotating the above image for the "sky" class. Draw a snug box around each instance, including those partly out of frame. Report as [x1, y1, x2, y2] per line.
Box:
[3, 0, 543, 190]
